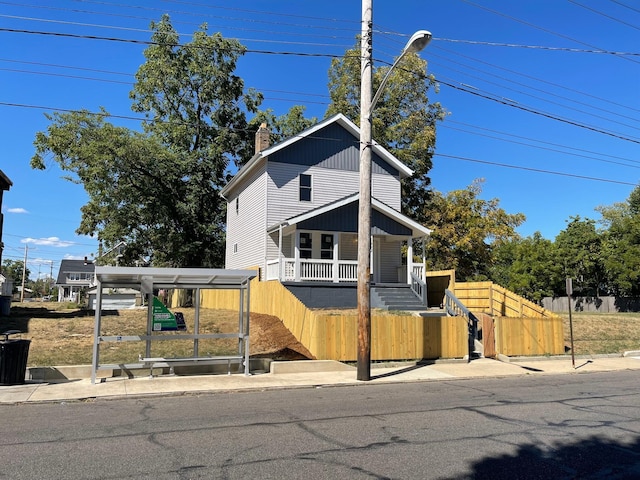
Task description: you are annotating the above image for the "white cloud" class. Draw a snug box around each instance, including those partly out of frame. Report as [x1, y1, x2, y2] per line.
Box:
[6, 207, 28, 214]
[21, 237, 76, 248]
[63, 254, 87, 260]
[31, 257, 54, 266]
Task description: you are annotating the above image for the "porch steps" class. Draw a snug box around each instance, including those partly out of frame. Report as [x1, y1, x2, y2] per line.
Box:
[371, 285, 427, 312]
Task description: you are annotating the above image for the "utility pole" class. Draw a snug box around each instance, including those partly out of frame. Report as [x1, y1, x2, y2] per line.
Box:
[49, 260, 54, 296]
[20, 244, 27, 302]
[357, 0, 373, 381]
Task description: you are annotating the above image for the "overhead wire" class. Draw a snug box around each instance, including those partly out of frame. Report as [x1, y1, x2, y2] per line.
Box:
[1, 5, 638, 188]
[568, 0, 640, 31]
[461, 0, 640, 64]
[611, 0, 640, 15]
[433, 153, 638, 186]
[426, 54, 640, 132]
[430, 44, 640, 115]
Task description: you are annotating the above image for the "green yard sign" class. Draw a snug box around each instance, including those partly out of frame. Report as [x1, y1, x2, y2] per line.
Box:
[152, 296, 177, 331]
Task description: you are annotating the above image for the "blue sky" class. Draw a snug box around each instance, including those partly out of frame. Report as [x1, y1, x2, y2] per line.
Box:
[1, 1, 639, 279]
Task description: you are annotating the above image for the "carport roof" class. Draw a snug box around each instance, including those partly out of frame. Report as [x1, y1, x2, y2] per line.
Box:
[94, 266, 257, 289]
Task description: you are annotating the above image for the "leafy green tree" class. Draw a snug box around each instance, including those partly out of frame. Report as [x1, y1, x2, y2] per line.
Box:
[326, 41, 445, 223]
[490, 233, 560, 302]
[553, 216, 605, 296]
[424, 180, 525, 281]
[31, 16, 261, 267]
[1, 259, 28, 293]
[597, 187, 640, 295]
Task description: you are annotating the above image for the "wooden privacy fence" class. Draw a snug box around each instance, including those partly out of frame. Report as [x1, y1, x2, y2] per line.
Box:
[454, 281, 565, 356]
[454, 281, 557, 318]
[493, 316, 565, 356]
[181, 275, 565, 360]
[197, 278, 468, 361]
[311, 313, 467, 361]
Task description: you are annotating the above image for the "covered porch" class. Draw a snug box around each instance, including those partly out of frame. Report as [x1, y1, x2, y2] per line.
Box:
[265, 195, 430, 288]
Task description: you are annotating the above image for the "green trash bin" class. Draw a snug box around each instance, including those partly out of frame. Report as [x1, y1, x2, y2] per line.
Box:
[0, 331, 30, 385]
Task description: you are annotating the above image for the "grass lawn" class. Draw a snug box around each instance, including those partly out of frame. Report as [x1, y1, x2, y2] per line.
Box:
[1, 302, 241, 367]
[558, 311, 640, 355]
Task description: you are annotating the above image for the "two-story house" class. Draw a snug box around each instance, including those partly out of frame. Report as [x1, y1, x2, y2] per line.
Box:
[56, 259, 95, 303]
[221, 114, 430, 308]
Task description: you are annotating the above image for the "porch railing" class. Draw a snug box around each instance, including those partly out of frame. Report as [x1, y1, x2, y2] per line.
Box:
[412, 263, 424, 278]
[266, 258, 358, 282]
[409, 272, 427, 306]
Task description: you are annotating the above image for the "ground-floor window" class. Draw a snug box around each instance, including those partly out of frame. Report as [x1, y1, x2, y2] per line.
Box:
[321, 234, 334, 259]
[299, 232, 312, 259]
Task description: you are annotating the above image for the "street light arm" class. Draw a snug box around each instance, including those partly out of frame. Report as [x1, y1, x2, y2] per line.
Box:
[370, 30, 432, 112]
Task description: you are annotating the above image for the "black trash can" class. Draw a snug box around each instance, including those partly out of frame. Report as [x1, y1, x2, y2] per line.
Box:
[0, 331, 31, 385]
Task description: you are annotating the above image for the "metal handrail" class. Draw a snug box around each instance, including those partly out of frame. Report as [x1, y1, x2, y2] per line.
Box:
[444, 289, 479, 362]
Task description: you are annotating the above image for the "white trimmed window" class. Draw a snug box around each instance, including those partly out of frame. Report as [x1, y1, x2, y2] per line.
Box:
[299, 232, 312, 259]
[299, 174, 312, 202]
[321, 234, 334, 260]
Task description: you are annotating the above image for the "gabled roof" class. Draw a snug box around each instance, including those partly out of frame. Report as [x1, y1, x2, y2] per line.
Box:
[0, 170, 12, 191]
[267, 193, 431, 237]
[221, 113, 413, 198]
[56, 259, 96, 284]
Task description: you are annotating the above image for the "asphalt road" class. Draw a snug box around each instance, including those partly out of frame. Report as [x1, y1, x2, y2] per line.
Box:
[2, 371, 640, 479]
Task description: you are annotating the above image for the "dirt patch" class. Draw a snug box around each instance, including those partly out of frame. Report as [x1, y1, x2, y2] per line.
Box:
[250, 313, 315, 360]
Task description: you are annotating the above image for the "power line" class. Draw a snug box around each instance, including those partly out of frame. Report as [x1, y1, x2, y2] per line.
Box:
[4, 2, 359, 40]
[440, 123, 640, 169]
[434, 153, 639, 186]
[428, 55, 640, 132]
[435, 37, 640, 57]
[0, 27, 349, 57]
[611, 0, 640, 15]
[431, 44, 640, 115]
[461, 0, 640, 65]
[445, 119, 640, 164]
[431, 76, 640, 144]
[568, 0, 640, 31]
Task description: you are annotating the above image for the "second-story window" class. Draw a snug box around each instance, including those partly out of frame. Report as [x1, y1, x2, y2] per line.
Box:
[299, 174, 312, 202]
[235, 197, 239, 215]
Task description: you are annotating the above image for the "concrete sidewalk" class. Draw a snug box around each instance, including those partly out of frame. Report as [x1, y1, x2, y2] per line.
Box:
[2, 355, 640, 404]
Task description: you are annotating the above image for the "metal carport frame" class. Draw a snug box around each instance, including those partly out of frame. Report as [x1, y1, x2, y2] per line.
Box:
[91, 266, 257, 384]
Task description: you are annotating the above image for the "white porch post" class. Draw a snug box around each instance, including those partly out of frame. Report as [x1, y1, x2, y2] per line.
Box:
[278, 224, 283, 281]
[369, 234, 374, 284]
[294, 231, 301, 281]
[407, 238, 414, 285]
[333, 233, 339, 283]
[422, 236, 426, 282]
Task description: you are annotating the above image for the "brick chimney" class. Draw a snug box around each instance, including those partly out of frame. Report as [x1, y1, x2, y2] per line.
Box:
[255, 123, 270, 154]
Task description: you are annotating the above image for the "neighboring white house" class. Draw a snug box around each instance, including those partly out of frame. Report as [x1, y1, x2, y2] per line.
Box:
[221, 114, 430, 289]
[56, 259, 95, 302]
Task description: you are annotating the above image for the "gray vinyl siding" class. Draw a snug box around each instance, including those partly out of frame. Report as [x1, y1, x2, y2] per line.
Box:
[266, 161, 400, 228]
[269, 122, 399, 177]
[224, 162, 268, 271]
[378, 240, 402, 283]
